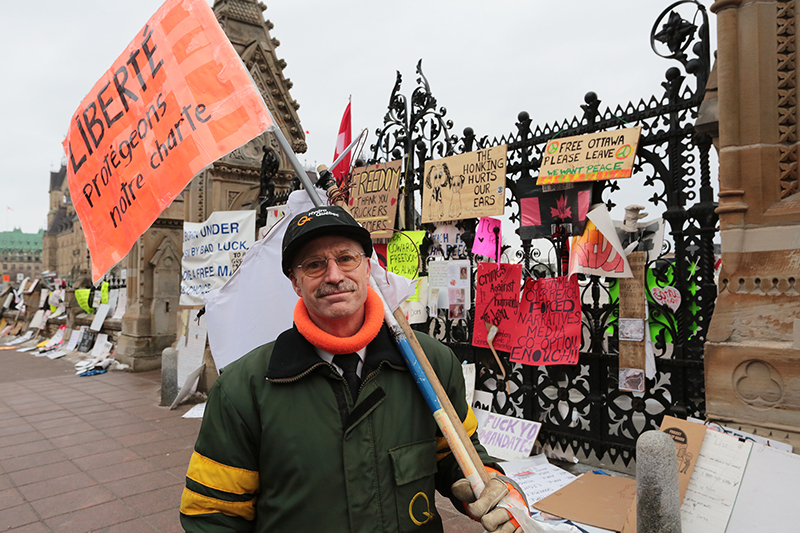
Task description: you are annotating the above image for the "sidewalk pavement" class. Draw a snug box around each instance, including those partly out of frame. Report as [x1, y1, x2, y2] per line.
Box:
[0, 349, 482, 532]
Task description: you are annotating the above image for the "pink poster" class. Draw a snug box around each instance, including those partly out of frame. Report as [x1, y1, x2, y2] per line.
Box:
[509, 275, 582, 366]
[472, 263, 522, 351]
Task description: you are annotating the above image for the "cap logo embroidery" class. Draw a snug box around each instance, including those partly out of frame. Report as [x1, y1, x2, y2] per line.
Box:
[297, 216, 312, 226]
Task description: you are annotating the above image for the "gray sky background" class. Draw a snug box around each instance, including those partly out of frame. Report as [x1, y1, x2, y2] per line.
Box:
[0, 1, 716, 234]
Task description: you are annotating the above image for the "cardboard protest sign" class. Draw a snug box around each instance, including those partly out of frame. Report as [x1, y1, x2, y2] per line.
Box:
[181, 210, 255, 305]
[537, 126, 641, 185]
[474, 409, 541, 462]
[386, 230, 425, 279]
[472, 263, 521, 352]
[618, 251, 647, 391]
[517, 181, 592, 239]
[347, 160, 402, 238]
[422, 145, 506, 223]
[509, 275, 581, 366]
[63, 0, 274, 282]
[472, 217, 502, 260]
[569, 204, 633, 278]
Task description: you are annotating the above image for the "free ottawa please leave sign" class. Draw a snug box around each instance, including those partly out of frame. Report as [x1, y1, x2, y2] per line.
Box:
[536, 126, 642, 186]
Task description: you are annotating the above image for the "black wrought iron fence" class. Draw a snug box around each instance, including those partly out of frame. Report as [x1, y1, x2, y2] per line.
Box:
[365, 0, 715, 466]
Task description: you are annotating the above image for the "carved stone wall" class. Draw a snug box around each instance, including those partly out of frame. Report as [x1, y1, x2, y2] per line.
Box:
[707, 0, 800, 448]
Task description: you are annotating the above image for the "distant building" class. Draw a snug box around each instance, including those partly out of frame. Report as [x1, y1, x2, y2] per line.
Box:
[42, 164, 93, 285]
[0, 228, 44, 282]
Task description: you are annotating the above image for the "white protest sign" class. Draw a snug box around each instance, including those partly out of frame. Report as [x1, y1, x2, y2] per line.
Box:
[474, 408, 541, 462]
[181, 210, 255, 305]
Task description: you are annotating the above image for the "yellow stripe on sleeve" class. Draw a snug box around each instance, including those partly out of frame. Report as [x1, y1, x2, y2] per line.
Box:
[186, 451, 259, 495]
[180, 487, 256, 520]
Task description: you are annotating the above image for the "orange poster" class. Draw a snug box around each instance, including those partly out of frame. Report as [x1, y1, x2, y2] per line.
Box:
[62, 0, 274, 282]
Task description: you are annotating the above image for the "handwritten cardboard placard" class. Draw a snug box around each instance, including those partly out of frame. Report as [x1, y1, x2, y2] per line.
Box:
[347, 160, 402, 238]
[472, 263, 522, 351]
[181, 210, 255, 305]
[509, 275, 581, 366]
[472, 217, 502, 260]
[537, 126, 641, 185]
[474, 408, 541, 462]
[63, 0, 274, 282]
[386, 230, 425, 279]
[422, 145, 507, 223]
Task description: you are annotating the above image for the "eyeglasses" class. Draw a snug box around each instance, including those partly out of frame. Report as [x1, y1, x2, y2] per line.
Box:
[295, 251, 366, 278]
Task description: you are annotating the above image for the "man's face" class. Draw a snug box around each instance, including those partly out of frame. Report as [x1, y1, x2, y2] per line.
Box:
[289, 235, 371, 327]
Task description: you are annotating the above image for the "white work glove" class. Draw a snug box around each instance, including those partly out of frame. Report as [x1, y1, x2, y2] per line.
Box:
[451, 475, 522, 533]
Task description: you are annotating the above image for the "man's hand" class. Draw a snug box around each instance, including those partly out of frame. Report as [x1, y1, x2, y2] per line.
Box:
[451, 476, 522, 533]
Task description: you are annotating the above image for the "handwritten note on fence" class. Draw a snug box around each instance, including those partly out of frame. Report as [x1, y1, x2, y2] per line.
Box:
[509, 275, 581, 366]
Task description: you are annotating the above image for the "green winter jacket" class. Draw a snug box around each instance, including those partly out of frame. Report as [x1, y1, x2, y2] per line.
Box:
[180, 324, 493, 532]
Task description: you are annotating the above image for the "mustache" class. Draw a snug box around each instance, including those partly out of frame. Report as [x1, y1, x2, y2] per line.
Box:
[315, 281, 358, 297]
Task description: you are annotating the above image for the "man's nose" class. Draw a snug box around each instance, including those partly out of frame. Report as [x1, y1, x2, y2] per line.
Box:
[321, 257, 346, 281]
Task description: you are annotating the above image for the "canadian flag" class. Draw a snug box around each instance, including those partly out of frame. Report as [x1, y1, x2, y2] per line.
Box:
[332, 99, 352, 186]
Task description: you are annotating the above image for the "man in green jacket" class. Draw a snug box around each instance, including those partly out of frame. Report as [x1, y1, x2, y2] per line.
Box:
[180, 206, 520, 532]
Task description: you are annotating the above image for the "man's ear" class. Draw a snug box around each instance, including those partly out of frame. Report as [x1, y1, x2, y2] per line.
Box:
[289, 272, 302, 297]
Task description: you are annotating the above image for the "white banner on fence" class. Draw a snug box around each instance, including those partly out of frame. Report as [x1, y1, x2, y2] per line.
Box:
[181, 211, 256, 306]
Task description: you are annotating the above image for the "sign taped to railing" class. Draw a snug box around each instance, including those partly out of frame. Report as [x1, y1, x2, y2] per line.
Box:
[181, 211, 255, 306]
[537, 126, 641, 185]
[62, 0, 274, 282]
[348, 160, 402, 239]
[422, 145, 506, 223]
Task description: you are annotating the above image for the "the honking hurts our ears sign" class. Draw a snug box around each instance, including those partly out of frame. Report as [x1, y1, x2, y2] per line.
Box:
[63, 0, 274, 282]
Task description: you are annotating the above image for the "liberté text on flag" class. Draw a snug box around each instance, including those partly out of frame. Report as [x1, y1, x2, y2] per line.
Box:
[62, 0, 274, 282]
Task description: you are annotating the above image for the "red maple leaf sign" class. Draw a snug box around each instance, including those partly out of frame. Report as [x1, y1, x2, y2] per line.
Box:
[550, 195, 572, 220]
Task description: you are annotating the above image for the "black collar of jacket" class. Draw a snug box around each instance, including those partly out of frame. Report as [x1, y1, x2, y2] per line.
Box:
[265, 323, 407, 381]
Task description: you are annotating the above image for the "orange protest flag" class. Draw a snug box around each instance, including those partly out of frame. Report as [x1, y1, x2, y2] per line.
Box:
[62, 0, 274, 282]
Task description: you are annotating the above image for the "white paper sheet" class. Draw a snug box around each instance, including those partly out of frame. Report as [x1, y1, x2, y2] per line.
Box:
[112, 291, 127, 320]
[90, 303, 111, 331]
[90, 333, 110, 359]
[177, 309, 207, 387]
[680, 429, 752, 533]
[182, 402, 206, 419]
[725, 443, 800, 533]
[502, 460, 577, 508]
[65, 328, 84, 351]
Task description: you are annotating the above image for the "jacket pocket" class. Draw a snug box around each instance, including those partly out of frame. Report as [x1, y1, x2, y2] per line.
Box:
[388, 439, 439, 531]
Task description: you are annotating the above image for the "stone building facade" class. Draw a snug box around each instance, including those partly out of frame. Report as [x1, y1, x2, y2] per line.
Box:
[705, 0, 800, 447]
[115, 0, 306, 370]
[42, 164, 95, 285]
[0, 228, 43, 283]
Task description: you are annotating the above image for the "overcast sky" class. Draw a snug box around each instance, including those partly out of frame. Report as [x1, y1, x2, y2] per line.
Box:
[0, 1, 716, 234]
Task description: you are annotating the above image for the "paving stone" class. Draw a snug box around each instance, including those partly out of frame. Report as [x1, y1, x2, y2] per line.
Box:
[0, 504, 39, 530]
[0, 449, 68, 473]
[105, 470, 183, 499]
[44, 500, 138, 533]
[17, 472, 97, 502]
[123, 485, 183, 516]
[8, 460, 81, 487]
[72, 448, 142, 471]
[0, 487, 25, 511]
[89, 459, 157, 484]
[29, 484, 115, 520]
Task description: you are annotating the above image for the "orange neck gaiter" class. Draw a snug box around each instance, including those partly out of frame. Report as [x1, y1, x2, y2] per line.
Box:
[293, 286, 384, 354]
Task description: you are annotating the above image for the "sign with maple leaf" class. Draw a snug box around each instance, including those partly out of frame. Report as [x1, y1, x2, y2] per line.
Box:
[517, 181, 592, 239]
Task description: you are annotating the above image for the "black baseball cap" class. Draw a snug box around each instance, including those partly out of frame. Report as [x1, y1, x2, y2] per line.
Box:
[281, 206, 373, 276]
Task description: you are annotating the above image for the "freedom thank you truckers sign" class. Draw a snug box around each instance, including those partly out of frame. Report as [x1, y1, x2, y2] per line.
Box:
[62, 0, 274, 282]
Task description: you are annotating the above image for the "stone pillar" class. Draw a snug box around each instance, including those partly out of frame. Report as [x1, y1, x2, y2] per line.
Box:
[706, 0, 800, 447]
[115, 202, 183, 372]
